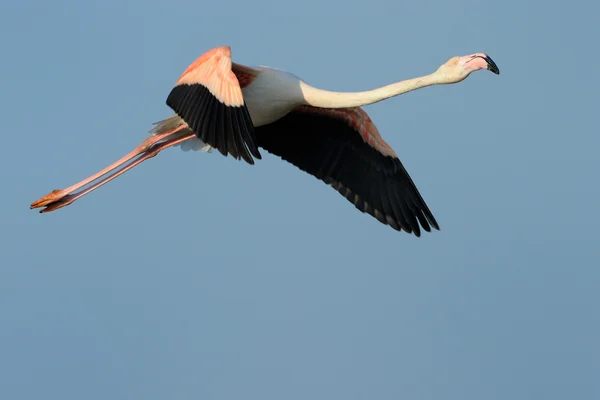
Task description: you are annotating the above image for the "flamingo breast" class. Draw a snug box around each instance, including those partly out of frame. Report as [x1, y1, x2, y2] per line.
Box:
[242, 67, 306, 127]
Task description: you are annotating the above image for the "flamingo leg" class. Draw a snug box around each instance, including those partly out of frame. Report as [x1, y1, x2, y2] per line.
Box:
[31, 129, 196, 213]
[30, 125, 188, 210]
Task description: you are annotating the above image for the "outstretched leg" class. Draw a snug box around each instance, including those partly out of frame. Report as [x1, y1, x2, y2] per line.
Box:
[30, 127, 195, 213]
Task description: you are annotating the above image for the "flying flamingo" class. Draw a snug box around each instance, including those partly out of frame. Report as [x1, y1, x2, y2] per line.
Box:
[30, 46, 499, 236]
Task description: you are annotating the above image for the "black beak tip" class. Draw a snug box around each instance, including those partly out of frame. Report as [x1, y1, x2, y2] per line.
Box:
[485, 55, 500, 75]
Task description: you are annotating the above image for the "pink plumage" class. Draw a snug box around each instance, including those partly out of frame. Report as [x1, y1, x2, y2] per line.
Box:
[175, 46, 245, 107]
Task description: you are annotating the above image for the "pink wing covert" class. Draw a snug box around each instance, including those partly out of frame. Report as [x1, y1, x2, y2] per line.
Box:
[166, 46, 261, 164]
[300, 106, 398, 158]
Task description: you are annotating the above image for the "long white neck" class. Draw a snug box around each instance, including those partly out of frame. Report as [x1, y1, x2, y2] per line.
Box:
[299, 72, 444, 109]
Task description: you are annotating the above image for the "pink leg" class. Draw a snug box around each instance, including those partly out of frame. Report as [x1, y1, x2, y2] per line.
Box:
[30, 125, 187, 210]
[36, 132, 196, 213]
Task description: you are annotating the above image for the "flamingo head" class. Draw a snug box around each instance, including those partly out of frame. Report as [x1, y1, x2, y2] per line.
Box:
[434, 52, 500, 84]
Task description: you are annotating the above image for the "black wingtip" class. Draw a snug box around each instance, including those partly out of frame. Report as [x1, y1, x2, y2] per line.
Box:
[166, 83, 262, 165]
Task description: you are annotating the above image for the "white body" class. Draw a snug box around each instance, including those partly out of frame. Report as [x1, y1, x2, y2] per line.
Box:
[243, 66, 306, 127]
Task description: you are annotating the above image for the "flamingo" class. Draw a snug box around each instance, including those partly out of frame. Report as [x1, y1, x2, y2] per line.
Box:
[30, 46, 499, 236]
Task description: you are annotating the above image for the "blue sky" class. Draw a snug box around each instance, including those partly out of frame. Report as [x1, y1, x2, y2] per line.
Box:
[1, 0, 598, 399]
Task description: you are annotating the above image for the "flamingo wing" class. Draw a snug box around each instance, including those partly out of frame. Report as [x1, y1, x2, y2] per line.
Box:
[166, 46, 261, 164]
[254, 106, 439, 236]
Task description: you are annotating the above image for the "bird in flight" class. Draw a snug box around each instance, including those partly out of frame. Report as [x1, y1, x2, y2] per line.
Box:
[30, 46, 499, 236]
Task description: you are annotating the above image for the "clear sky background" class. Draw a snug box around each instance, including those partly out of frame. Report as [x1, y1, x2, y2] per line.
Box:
[1, 0, 598, 399]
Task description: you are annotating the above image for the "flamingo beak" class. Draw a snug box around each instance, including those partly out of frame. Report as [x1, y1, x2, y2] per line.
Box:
[482, 55, 500, 75]
[462, 53, 501, 75]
